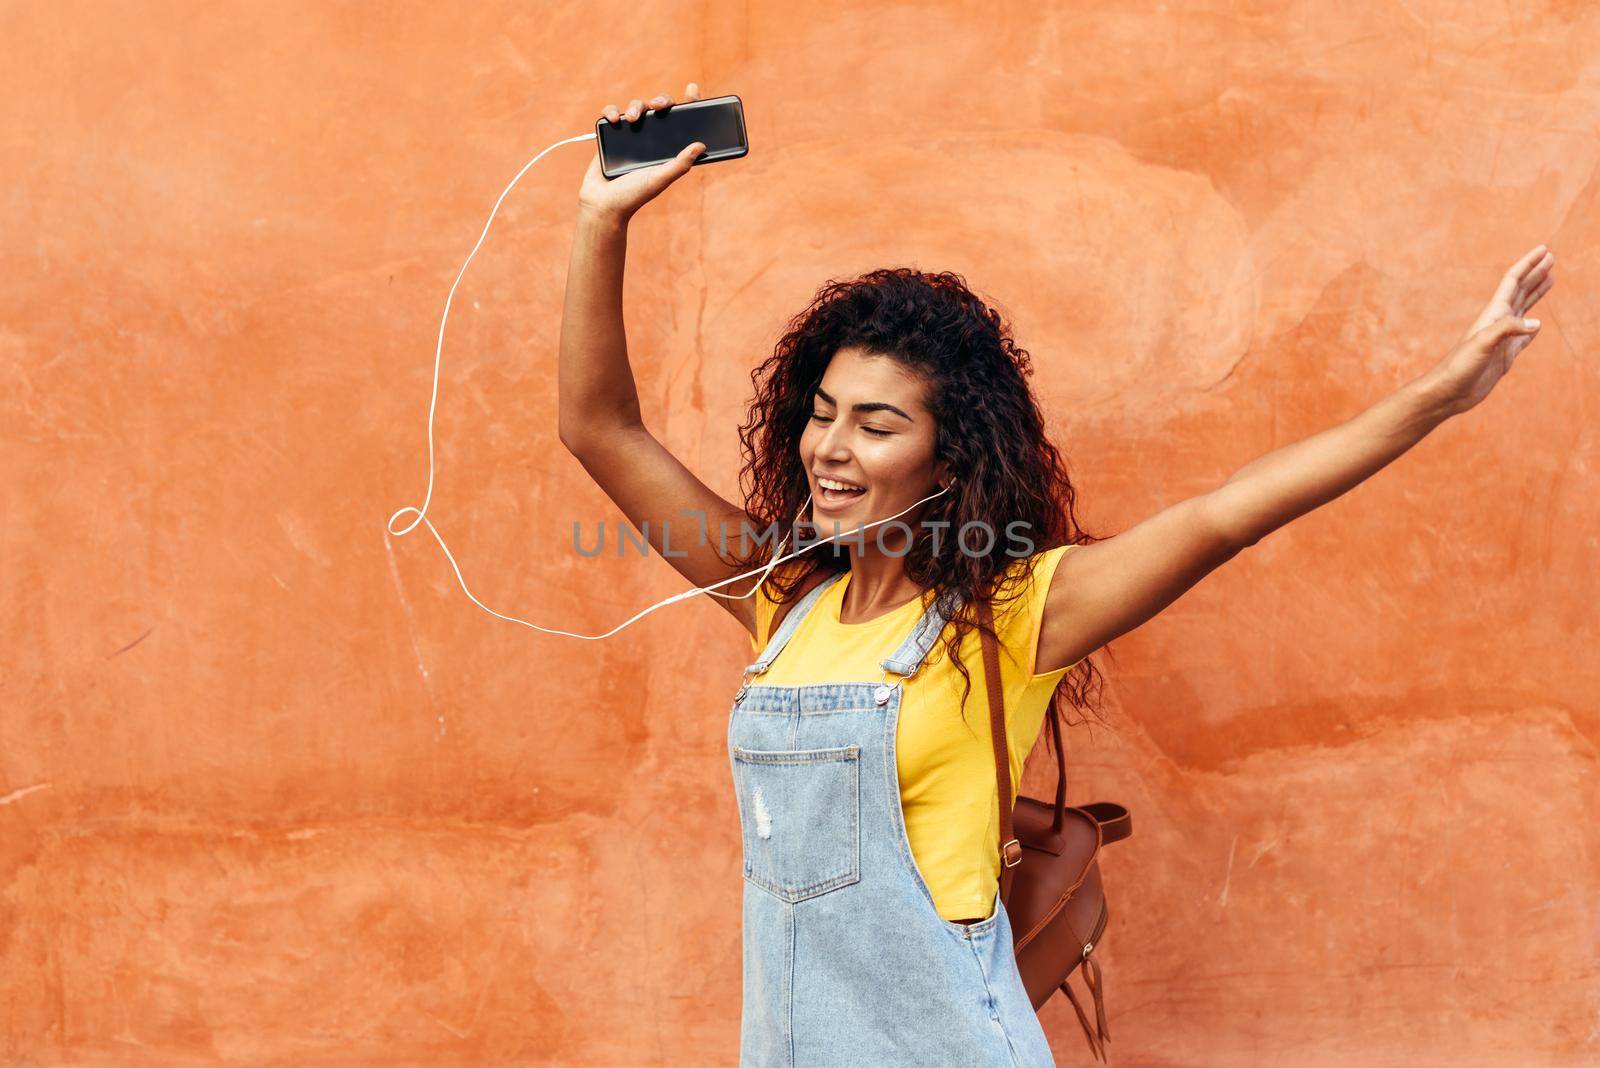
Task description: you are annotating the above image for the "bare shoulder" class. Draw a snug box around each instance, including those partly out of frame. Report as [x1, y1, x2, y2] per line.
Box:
[1032, 541, 1104, 673]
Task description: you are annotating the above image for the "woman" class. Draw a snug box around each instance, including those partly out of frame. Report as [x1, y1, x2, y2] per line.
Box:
[560, 83, 1555, 1067]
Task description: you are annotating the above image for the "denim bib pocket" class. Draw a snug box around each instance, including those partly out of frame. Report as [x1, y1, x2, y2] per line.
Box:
[731, 744, 861, 903]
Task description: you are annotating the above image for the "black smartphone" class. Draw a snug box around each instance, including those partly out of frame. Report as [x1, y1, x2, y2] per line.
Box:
[595, 93, 748, 179]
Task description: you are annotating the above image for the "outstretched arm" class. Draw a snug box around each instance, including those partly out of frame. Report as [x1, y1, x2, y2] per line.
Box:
[1035, 244, 1556, 674]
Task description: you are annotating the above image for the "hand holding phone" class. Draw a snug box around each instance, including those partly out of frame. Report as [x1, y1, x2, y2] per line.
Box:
[577, 83, 748, 223]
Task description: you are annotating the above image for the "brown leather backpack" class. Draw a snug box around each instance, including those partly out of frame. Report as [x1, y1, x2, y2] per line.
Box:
[767, 570, 1132, 1063]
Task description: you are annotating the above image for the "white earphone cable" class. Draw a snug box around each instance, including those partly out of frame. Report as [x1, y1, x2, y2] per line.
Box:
[385, 132, 950, 640]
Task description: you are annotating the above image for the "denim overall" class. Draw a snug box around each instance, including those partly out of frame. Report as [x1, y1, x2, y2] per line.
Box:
[726, 572, 1056, 1067]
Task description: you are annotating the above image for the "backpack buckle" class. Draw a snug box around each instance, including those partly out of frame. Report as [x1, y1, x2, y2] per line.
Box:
[1002, 838, 1023, 868]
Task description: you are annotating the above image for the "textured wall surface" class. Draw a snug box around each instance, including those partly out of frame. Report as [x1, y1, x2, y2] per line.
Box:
[4, 2, 1599, 1065]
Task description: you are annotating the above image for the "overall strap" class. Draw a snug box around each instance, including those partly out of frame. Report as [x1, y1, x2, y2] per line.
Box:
[879, 587, 963, 678]
[745, 568, 845, 677]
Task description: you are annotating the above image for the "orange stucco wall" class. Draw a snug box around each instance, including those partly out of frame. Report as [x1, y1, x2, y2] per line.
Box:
[4, 3, 1599, 1065]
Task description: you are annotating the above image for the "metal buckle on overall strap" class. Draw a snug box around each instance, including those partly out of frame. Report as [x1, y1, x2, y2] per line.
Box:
[873, 670, 896, 706]
[875, 658, 924, 706]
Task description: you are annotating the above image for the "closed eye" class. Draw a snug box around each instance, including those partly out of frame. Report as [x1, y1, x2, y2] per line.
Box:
[806, 412, 896, 438]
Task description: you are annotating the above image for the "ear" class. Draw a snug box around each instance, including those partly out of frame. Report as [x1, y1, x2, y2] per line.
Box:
[933, 457, 954, 490]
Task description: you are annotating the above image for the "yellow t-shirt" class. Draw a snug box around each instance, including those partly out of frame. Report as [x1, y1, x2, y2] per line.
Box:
[751, 544, 1081, 922]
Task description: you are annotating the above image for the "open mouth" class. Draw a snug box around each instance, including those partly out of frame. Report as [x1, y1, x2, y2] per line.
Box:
[815, 475, 867, 507]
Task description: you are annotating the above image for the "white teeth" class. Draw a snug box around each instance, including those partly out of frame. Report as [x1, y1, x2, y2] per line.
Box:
[817, 477, 863, 492]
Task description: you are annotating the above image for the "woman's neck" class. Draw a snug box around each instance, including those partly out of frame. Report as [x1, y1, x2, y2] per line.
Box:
[838, 547, 926, 624]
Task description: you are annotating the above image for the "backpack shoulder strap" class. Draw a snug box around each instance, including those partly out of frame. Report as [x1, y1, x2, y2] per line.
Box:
[975, 599, 1025, 902]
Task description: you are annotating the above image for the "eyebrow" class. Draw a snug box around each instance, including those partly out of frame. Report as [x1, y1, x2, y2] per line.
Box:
[813, 387, 914, 422]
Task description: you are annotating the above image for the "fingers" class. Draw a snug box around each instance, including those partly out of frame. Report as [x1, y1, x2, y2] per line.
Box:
[601, 98, 647, 123]
[603, 84, 703, 124]
[600, 97, 650, 123]
[1509, 243, 1549, 280]
[1488, 244, 1553, 312]
[1514, 251, 1555, 306]
[1505, 245, 1551, 293]
[602, 83, 703, 125]
[1522, 271, 1555, 312]
[1506, 254, 1555, 314]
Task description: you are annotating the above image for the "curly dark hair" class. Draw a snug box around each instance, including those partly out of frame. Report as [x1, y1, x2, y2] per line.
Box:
[735, 266, 1114, 735]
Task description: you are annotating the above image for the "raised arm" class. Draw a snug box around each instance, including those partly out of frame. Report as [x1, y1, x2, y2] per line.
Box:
[1035, 244, 1556, 673]
[560, 84, 759, 635]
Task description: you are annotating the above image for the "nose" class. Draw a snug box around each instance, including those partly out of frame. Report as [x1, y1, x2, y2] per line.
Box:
[815, 418, 853, 464]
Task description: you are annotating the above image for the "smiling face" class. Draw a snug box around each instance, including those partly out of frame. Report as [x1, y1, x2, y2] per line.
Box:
[798, 347, 949, 544]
